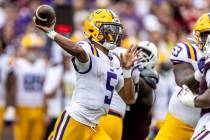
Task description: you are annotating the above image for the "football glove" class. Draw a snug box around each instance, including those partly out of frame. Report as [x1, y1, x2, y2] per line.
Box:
[4, 106, 16, 122]
[177, 85, 198, 107]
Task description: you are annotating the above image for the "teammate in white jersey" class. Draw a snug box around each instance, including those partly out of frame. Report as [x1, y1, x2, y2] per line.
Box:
[155, 13, 210, 140]
[176, 22, 210, 140]
[7, 32, 48, 140]
[0, 36, 13, 138]
[34, 8, 137, 140]
[99, 46, 127, 140]
[177, 53, 210, 140]
[99, 41, 159, 140]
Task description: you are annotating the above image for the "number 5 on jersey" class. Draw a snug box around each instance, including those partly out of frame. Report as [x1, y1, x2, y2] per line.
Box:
[104, 72, 117, 105]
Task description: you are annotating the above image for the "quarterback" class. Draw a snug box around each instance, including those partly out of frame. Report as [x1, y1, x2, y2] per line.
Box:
[34, 8, 136, 140]
[155, 13, 210, 140]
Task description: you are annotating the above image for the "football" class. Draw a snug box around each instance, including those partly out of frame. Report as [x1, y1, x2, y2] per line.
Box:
[34, 5, 56, 27]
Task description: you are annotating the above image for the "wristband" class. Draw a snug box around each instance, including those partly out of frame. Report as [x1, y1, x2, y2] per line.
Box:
[194, 70, 202, 82]
[47, 30, 57, 40]
[123, 69, 132, 78]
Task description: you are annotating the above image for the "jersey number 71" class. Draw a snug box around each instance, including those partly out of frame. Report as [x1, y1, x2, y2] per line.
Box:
[104, 72, 117, 105]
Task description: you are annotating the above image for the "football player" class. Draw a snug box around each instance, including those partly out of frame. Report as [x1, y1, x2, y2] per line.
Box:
[7, 32, 48, 140]
[177, 34, 210, 140]
[99, 41, 158, 140]
[34, 9, 137, 140]
[122, 41, 159, 140]
[155, 13, 209, 140]
[0, 36, 11, 138]
[98, 46, 127, 140]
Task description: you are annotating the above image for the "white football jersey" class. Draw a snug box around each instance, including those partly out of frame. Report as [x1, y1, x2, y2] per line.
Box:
[109, 47, 127, 117]
[14, 58, 47, 107]
[0, 54, 12, 107]
[169, 40, 203, 127]
[66, 41, 124, 127]
[44, 65, 63, 118]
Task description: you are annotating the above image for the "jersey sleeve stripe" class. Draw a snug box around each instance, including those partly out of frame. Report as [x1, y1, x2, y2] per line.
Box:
[72, 56, 92, 74]
[185, 42, 197, 61]
[95, 47, 99, 57]
[89, 44, 99, 57]
[183, 43, 191, 59]
[186, 41, 197, 61]
[192, 46, 197, 61]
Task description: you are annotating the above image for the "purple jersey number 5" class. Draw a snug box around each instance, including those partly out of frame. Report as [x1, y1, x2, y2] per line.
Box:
[104, 71, 117, 105]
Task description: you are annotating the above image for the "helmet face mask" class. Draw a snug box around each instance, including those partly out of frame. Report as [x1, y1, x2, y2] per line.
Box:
[135, 41, 158, 69]
[137, 48, 155, 69]
[99, 23, 123, 50]
[203, 34, 210, 56]
[198, 31, 210, 49]
[25, 47, 40, 62]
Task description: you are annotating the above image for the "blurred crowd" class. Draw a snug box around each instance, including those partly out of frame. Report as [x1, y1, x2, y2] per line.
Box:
[0, 0, 210, 139]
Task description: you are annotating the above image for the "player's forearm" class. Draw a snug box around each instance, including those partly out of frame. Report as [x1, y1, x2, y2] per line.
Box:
[178, 74, 199, 93]
[138, 77, 154, 106]
[119, 78, 136, 105]
[5, 72, 16, 106]
[194, 89, 210, 108]
[174, 63, 199, 92]
[54, 33, 88, 63]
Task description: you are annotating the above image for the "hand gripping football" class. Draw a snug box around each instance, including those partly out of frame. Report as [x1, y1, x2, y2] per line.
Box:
[34, 5, 56, 27]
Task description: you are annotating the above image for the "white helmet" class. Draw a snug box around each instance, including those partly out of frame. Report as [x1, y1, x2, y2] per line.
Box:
[135, 41, 158, 69]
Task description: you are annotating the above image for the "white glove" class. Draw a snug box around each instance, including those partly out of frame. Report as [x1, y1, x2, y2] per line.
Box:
[194, 69, 203, 82]
[4, 106, 16, 122]
[177, 85, 198, 107]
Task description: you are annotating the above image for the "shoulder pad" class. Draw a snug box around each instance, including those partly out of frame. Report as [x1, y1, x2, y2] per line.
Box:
[77, 41, 99, 57]
[170, 42, 197, 64]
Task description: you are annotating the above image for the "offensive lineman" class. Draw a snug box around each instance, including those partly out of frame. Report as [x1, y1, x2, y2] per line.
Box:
[155, 13, 210, 140]
[177, 30, 210, 140]
[34, 8, 137, 140]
